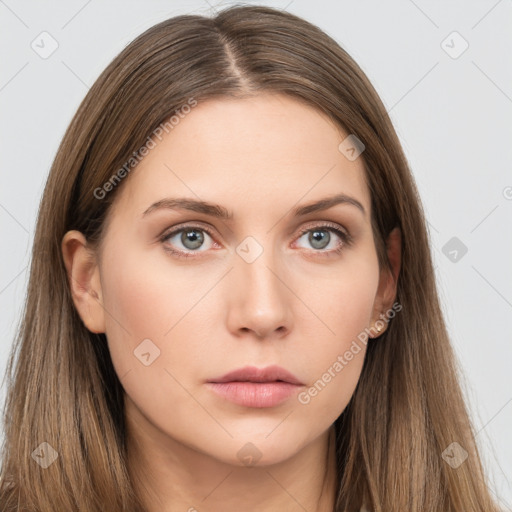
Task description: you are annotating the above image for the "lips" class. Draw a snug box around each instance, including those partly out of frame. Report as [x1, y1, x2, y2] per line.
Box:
[206, 365, 304, 408]
[208, 365, 304, 386]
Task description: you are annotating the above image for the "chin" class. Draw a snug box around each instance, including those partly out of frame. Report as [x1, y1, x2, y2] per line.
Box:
[210, 433, 309, 468]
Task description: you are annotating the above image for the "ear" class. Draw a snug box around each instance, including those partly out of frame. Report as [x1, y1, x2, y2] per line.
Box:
[369, 227, 401, 338]
[61, 230, 105, 334]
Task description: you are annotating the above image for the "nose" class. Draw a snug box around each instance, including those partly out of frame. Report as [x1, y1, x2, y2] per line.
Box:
[225, 244, 293, 341]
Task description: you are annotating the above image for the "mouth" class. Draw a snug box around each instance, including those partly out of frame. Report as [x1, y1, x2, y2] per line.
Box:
[206, 365, 304, 408]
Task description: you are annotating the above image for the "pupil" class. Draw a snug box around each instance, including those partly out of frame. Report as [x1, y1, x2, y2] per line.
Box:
[310, 230, 329, 249]
[182, 229, 203, 249]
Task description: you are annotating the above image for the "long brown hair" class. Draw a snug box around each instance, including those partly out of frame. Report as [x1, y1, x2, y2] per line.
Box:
[0, 5, 499, 511]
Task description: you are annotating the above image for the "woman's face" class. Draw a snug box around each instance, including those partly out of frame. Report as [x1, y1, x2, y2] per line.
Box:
[68, 93, 397, 466]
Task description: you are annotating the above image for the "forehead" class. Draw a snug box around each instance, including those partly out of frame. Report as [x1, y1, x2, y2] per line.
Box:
[110, 93, 370, 222]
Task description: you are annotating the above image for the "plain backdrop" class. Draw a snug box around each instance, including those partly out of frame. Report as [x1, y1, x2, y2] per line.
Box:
[1, 0, 511, 508]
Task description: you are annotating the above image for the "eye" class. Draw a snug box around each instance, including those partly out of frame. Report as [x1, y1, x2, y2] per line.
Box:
[294, 222, 352, 255]
[159, 221, 352, 260]
[159, 224, 217, 258]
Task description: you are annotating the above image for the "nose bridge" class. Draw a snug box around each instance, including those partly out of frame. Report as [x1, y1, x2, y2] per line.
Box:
[226, 233, 292, 337]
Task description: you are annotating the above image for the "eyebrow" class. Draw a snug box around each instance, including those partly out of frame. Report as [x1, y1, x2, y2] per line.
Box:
[142, 193, 366, 219]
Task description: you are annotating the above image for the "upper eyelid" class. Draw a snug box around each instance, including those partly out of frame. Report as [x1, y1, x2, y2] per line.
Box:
[161, 221, 216, 239]
[162, 220, 348, 238]
[296, 220, 348, 235]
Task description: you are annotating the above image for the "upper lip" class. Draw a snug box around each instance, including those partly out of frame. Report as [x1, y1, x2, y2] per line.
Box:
[208, 365, 303, 385]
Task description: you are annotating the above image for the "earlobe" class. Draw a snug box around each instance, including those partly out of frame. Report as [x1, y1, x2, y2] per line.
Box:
[61, 230, 106, 334]
[369, 227, 402, 338]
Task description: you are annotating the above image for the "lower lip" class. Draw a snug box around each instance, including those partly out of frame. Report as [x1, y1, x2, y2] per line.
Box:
[206, 381, 301, 408]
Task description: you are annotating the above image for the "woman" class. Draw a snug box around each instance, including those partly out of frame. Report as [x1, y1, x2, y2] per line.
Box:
[0, 5, 499, 511]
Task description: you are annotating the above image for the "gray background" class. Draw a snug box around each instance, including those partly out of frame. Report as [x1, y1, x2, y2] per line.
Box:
[1, 0, 511, 508]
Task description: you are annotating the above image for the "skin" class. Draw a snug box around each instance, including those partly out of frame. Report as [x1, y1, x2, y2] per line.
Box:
[62, 93, 401, 511]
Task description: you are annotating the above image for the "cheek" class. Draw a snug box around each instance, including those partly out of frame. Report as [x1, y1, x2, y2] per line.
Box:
[292, 251, 379, 416]
[98, 244, 227, 383]
[295, 245, 379, 343]
[99, 246, 187, 369]
[97, 247, 213, 430]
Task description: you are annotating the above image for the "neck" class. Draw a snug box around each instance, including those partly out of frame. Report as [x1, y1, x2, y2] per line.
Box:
[125, 398, 338, 512]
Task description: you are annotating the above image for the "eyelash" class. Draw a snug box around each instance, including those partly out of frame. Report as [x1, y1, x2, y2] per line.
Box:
[159, 222, 353, 260]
